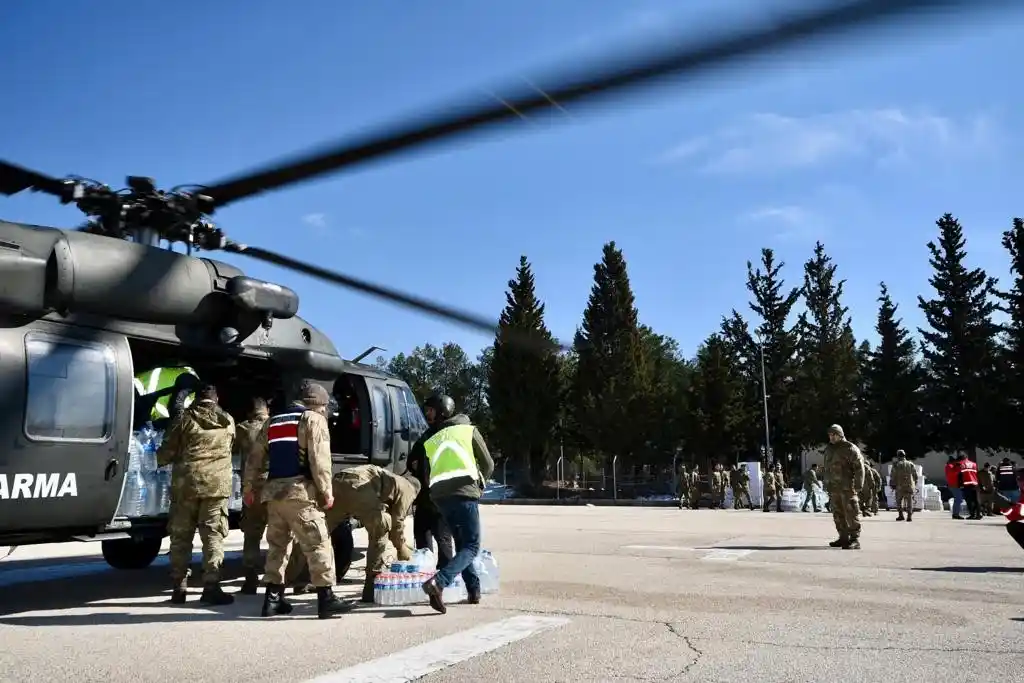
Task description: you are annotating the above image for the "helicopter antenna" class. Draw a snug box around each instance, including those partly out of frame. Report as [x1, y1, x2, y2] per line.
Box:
[351, 346, 387, 364]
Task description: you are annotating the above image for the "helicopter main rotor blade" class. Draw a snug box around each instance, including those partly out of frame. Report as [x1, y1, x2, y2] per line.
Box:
[223, 241, 568, 352]
[0, 160, 67, 198]
[199, 0, 997, 208]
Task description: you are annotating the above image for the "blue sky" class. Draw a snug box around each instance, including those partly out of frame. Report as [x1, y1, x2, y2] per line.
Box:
[1, 1, 1021, 364]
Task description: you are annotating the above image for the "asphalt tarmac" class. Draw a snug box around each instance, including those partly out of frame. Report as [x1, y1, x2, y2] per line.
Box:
[1, 506, 1021, 682]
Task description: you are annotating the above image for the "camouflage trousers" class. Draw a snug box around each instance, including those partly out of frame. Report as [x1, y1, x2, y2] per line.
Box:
[689, 488, 700, 509]
[168, 496, 229, 584]
[829, 490, 861, 539]
[732, 486, 750, 509]
[264, 497, 336, 588]
[239, 498, 267, 572]
[860, 484, 879, 514]
[713, 486, 727, 508]
[895, 486, 915, 514]
[763, 488, 780, 511]
[286, 473, 415, 584]
[677, 486, 689, 508]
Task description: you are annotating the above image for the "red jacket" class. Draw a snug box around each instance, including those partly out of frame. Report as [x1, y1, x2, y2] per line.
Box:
[945, 462, 959, 488]
[1004, 502, 1024, 523]
[959, 459, 979, 487]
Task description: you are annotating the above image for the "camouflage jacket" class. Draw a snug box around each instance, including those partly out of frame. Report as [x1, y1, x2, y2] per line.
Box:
[803, 468, 819, 491]
[822, 439, 865, 493]
[734, 468, 750, 487]
[252, 408, 334, 506]
[890, 460, 919, 490]
[237, 413, 269, 497]
[978, 468, 994, 491]
[711, 471, 724, 488]
[774, 471, 787, 490]
[156, 400, 235, 499]
[763, 471, 779, 493]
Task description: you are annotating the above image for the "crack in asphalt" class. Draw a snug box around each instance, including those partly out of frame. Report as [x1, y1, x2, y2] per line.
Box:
[666, 622, 703, 679]
[479, 605, 1023, 659]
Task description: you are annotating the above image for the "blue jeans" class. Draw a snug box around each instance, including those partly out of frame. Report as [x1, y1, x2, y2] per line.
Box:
[434, 497, 481, 593]
[950, 487, 963, 516]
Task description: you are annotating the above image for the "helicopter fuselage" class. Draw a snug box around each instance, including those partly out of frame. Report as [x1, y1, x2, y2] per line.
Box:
[0, 220, 427, 567]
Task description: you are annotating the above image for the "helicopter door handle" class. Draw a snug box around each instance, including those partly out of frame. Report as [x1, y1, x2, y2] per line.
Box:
[104, 459, 119, 481]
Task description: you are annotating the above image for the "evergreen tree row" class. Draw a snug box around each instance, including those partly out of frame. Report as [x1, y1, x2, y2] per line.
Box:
[376, 215, 1024, 492]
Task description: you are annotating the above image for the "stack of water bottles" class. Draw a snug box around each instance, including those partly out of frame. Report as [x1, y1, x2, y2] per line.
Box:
[116, 422, 171, 518]
[372, 548, 500, 606]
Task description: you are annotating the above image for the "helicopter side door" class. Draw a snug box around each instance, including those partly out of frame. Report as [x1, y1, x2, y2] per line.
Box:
[0, 324, 132, 533]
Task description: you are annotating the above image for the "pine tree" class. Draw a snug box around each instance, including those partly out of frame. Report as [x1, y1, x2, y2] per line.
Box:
[794, 242, 860, 446]
[917, 213, 1002, 456]
[689, 334, 747, 468]
[487, 256, 561, 488]
[573, 241, 646, 461]
[997, 218, 1024, 450]
[636, 326, 691, 464]
[724, 248, 802, 463]
[862, 283, 925, 461]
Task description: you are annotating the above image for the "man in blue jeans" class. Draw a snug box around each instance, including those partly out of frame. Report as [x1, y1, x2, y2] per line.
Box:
[419, 394, 494, 614]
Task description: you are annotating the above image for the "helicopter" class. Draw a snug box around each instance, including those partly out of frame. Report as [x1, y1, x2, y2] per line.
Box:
[0, 0, 1006, 571]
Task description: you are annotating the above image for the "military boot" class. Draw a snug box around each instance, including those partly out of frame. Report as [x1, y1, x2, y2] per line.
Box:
[200, 583, 235, 606]
[842, 536, 861, 550]
[906, 511, 913, 522]
[362, 572, 378, 603]
[316, 587, 353, 619]
[260, 584, 294, 617]
[240, 571, 260, 595]
[829, 536, 848, 548]
[896, 512, 905, 521]
[170, 580, 188, 604]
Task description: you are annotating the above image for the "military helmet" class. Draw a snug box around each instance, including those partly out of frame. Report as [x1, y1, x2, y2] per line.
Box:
[425, 393, 455, 420]
[295, 379, 330, 408]
[895, 449, 906, 459]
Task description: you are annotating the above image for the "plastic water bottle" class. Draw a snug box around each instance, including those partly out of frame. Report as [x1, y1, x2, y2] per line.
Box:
[230, 471, 242, 511]
[443, 575, 466, 603]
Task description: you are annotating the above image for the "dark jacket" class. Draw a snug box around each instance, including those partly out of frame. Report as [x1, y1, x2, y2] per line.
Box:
[409, 414, 494, 503]
[407, 424, 439, 510]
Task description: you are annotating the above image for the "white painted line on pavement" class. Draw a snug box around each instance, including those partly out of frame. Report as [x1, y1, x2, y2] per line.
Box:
[701, 549, 755, 561]
[621, 545, 756, 562]
[302, 615, 572, 683]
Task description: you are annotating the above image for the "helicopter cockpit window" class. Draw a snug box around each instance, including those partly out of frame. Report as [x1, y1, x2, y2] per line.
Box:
[24, 337, 115, 442]
[370, 385, 392, 454]
[402, 387, 428, 440]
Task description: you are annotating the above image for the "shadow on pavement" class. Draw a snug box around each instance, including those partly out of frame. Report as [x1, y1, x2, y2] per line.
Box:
[0, 546, 377, 626]
[698, 545, 830, 551]
[910, 566, 1024, 574]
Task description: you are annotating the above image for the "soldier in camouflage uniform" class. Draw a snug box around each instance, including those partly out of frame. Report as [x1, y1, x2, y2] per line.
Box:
[822, 424, 864, 549]
[763, 462, 783, 512]
[733, 465, 753, 509]
[246, 380, 351, 619]
[860, 461, 877, 517]
[237, 396, 270, 594]
[286, 464, 420, 602]
[711, 464, 726, 509]
[689, 464, 701, 510]
[888, 449, 919, 522]
[156, 384, 236, 605]
[801, 464, 821, 512]
[869, 464, 882, 515]
[979, 463, 995, 516]
[677, 463, 691, 509]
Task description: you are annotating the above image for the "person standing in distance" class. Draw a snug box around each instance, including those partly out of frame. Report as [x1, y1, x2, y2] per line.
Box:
[419, 394, 494, 614]
[888, 450, 918, 521]
[246, 380, 351, 619]
[237, 396, 270, 594]
[156, 384, 236, 605]
[407, 395, 455, 568]
[822, 424, 865, 550]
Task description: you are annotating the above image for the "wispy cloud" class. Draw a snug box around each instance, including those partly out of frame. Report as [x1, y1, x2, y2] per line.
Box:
[741, 204, 825, 243]
[302, 212, 328, 230]
[660, 108, 999, 174]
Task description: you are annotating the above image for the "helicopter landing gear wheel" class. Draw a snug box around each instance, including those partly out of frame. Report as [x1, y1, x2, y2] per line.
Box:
[101, 536, 163, 570]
